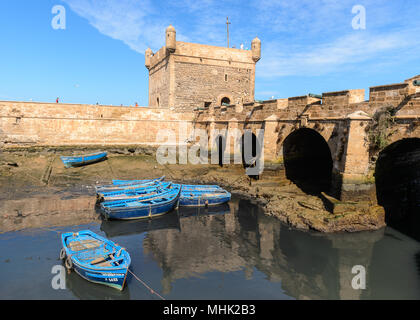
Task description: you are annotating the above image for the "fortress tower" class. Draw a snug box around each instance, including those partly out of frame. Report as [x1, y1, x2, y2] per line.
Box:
[145, 25, 261, 110]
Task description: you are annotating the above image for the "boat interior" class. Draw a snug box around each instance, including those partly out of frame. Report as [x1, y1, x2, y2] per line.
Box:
[65, 234, 125, 268]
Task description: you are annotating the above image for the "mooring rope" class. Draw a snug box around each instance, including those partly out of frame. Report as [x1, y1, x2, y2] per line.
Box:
[127, 268, 166, 300]
[41, 227, 62, 234]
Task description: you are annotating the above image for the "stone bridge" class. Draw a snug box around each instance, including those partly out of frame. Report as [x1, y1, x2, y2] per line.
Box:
[192, 75, 420, 217]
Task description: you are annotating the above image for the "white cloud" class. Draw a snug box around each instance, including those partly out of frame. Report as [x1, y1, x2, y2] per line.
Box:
[62, 0, 166, 52]
[62, 0, 420, 78]
[258, 28, 420, 77]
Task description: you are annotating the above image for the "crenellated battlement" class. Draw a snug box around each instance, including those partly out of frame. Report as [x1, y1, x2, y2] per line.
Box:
[194, 75, 420, 123]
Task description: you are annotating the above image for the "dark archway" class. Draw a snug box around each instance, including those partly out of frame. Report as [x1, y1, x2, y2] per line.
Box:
[375, 138, 420, 239]
[283, 128, 333, 195]
[215, 135, 225, 167]
[221, 97, 230, 106]
[241, 131, 261, 179]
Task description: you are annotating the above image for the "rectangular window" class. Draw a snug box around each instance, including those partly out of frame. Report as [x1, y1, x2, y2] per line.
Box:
[225, 74, 228, 81]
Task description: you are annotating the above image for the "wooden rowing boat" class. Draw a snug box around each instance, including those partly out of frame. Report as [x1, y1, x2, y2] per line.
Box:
[112, 176, 165, 185]
[100, 185, 181, 220]
[60, 230, 131, 290]
[95, 176, 165, 193]
[60, 152, 107, 168]
[179, 187, 231, 207]
[97, 182, 172, 202]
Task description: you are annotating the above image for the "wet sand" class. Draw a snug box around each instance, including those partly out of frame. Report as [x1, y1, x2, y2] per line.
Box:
[0, 148, 385, 233]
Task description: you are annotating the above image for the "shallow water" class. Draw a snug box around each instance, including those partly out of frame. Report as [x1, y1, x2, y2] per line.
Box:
[1, 195, 420, 300]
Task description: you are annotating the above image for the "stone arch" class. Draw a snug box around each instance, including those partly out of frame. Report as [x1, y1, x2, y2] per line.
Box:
[240, 130, 262, 176]
[375, 138, 420, 238]
[214, 134, 226, 167]
[217, 93, 233, 106]
[221, 97, 231, 105]
[283, 128, 333, 194]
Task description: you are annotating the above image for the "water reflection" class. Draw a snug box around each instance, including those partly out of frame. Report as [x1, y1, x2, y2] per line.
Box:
[0, 193, 99, 233]
[66, 267, 131, 300]
[140, 198, 420, 299]
[2, 193, 420, 299]
[100, 211, 181, 238]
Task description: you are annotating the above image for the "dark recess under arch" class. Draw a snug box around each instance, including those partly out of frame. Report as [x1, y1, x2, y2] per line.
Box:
[283, 128, 333, 195]
[375, 138, 420, 239]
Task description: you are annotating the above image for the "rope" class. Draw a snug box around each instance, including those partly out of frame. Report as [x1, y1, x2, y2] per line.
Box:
[41, 227, 62, 234]
[127, 268, 166, 300]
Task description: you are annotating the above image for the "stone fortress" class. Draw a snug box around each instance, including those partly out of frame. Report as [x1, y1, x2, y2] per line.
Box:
[0, 25, 419, 217]
[145, 25, 260, 110]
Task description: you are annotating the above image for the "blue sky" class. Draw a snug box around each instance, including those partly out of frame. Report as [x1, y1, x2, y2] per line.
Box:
[0, 0, 419, 105]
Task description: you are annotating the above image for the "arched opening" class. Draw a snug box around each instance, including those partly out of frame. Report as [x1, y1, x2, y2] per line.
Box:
[375, 138, 420, 239]
[241, 131, 261, 179]
[283, 128, 333, 195]
[221, 97, 230, 106]
[215, 135, 225, 167]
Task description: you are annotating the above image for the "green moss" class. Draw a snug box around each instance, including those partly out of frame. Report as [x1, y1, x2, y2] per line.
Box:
[367, 106, 397, 153]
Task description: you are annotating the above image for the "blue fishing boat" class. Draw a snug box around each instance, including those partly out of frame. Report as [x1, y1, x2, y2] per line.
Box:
[112, 176, 165, 185]
[181, 184, 223, 191]
[60, 152, 107, 168]
[98, 182, 172, 202]
[95, 176, 165, 193]
[182, 184, 222, 190]
[180, 188, 231, 207]
[60, 230, 131, 291]
[101, 185, 181, 220]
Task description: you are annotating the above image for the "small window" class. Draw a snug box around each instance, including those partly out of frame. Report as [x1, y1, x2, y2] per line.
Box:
[157, 97, 160, 107]
[204, 102, 212, 108]
[224, 74, 228, 82]
[221, 97, 230, 106]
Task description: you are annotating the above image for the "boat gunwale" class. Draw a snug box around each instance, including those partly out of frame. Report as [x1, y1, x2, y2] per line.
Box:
[61, 230, 131, 271]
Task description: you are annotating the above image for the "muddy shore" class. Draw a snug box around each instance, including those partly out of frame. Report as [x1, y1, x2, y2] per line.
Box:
[0, 146, 385, 233]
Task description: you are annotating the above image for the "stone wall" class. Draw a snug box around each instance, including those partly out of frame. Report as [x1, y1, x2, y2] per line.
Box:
[1, 74, 419, 205]
[0, 101, 194, 147]
[174, 61, 254, 111]
[148, 55, 170, 108]
[146, 39, 257, 111]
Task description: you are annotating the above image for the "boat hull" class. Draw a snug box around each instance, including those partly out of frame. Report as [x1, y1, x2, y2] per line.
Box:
[102, 188, 181, 220]
[61, 152, 107, 168]
[179, 193, 231, 207]
[103, 198, 179, 220]
[112, 176, 165, 185]
[95, 176, 165, 193]
[98, 182, 172, 202]
[72, 261, 128, 291]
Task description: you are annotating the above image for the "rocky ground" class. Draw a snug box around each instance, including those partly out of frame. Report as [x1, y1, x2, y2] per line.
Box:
[0, 146, 385, 233]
